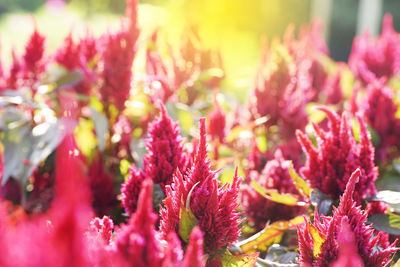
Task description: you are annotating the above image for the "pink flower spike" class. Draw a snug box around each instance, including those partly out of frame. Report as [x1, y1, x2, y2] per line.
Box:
[182, 226, 205, 267]
[115, 178, 163, 266]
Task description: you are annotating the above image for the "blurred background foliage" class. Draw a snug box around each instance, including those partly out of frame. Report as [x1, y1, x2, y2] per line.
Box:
[1, 0, 400, 92]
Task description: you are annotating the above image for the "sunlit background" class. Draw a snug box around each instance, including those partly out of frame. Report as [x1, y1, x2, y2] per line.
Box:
[1, 0, 400, 96]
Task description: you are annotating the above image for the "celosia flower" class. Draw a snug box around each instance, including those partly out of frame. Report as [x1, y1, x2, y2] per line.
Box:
[55, 34, 80, 71]
[162, 232, 184, 266]
[296, 106, 379, 206]
[55, 34, 92, 96]
[241, 149, 303, 230]
[358, 78, 400, 162]
[115, 178, 164, 266]
[349, 14, 400, 83]
[121, 102, 186, 214]
[100, 0, 139, 111]
[120, 165, 145, 215]
[88, 153, 116, 216]
[22, 26, 45, 86]
[250, 41, 312, 141]
[207, 98, 226, 144]
[331, 219, 364, 267]
[182, 226, 205, 267]
[144, 102, 186, 190]
[322, 67, 343, 105]
[160, 118, 242, 255]
[48, 131, 94, 267]
[6, 50, 21, 89]
[90, 216, 114, 245]
[298, 169, 398, 267]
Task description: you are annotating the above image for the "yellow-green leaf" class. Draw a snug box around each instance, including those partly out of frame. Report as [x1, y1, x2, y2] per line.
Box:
[251, 180, 300, 206]
[179, 182, 199, 242]
[179, 206, 197, 243]
[308, 223, 326, 258]
[219, 250, 259, 267]
[288, 162, 311, 198]
[238, 216, 305, 253]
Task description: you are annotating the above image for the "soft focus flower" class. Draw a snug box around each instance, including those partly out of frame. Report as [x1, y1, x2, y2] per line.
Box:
[296, 106, 379, 206]
[6, 50, 22, 89]
[160, 118, 242, 255]
[115, 178, 164, 266]
[250, 40, 312, 141]
[100, 0, 139, 111]
[22, 26, 46, 86]
[331, 219, 364, 267]
[297, 169, 398, 267]
[88, 153, 116, 216]
[349, 14, 400, 83]
[182, 226, 205, 267]
[358, 78, 400, 162]
[55, 34, 80, 71]
[90, 215, 114, 245]
[207, 98, 226, 144]
[241, 149, 303, 230]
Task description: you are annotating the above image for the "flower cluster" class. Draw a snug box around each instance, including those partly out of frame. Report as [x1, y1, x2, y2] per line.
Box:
[296, 107, 378, 205]
[160, 118, 242, 260]
[349, 14, 400, 83]
[121, 102, 186, 214]
[298, 169, 398, 267]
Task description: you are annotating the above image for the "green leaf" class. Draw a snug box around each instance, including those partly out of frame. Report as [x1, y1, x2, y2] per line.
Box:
[179, 182, 199, 243]
[288, 163, 311, 198]
[54, 70, 84, 90]
[368, 214, 400, 235]
[179, 206, 197, 243]
[251, 180, 301, 206]
[90, 107, 109, 151]
[237, 216, 305, 253]
[219, 250, 259, 267]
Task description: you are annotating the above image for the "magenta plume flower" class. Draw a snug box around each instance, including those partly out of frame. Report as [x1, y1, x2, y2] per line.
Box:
[22, 26, 45, 86]
[120, 165, 146, 215]
[349, 14, 400, 83]
[121, 102, 186, 214]
[250, 41, 312, 141]
[298, 169, 398, 267]
[182, 226, 205, 267]
[144, 102, 187, 190]
[90, 216, 114, 245]
[160, 118, 242, 255]
[331, 218, 364, 267]
[100, 0, 139, 111]
[114, 178, 164, 266]
[359, 78, 400, 162]
[207, 98, 226, 144]
[296, 106, 378, 206]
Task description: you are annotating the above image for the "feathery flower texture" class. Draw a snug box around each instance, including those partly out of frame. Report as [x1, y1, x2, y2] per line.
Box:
[121, 102, 186, 214]
[296, 107, 378, 205]
[160, 118, 242, 257]
[298, 169, 398, 267]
